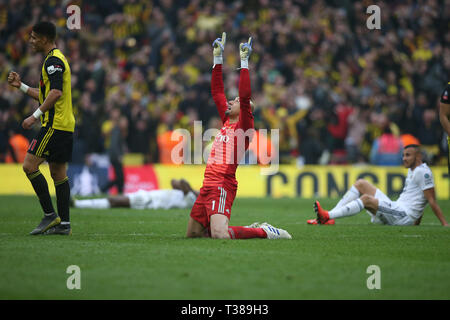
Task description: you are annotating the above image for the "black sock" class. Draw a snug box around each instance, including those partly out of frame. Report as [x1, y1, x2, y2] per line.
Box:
[27, 170, 55, 214]
[55, 177, 71, 223]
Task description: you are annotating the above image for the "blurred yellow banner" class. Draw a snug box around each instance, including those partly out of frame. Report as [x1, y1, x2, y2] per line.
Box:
[0, 164, 55, 195]
[0, 164, 448, 199]
[153, 164, 449, 200]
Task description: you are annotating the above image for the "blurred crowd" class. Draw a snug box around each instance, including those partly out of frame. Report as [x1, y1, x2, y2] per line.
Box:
[0, 0, 449, 166]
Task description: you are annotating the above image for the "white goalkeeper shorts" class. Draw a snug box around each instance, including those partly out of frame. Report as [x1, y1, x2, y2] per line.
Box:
[367, 189, 415, 226]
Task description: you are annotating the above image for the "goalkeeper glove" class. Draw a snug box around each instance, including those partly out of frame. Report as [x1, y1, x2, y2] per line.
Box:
[212, 32, 226, 67]
[239, 37, 252, 69]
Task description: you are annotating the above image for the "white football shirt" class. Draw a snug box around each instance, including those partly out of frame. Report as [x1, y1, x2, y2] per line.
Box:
[397, 163, 435, 220]
[128, 189, 197, 210]
[149, 189, 197, 210]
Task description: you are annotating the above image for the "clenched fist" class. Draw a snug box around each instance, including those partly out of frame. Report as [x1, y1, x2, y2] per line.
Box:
[8, 71, 21, 88]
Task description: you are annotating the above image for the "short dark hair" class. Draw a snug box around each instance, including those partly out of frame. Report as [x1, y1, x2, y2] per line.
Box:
[32, 21, 56, 41]
[404, 144, 421, 150]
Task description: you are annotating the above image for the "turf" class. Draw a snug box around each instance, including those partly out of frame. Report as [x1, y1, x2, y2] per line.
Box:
[0, 195, 449, 300]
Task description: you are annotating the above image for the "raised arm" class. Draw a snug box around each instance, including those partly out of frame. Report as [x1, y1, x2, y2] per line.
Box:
[423, 188, 449, 226]
[211, 32, 228, 123]
[238, 37, 254, 131]
[439, 82, 450, 136]
[439, 102, 450, 136]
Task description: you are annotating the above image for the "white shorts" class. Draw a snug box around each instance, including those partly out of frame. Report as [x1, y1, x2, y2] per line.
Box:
[127, 189, 197, 210]
[368, 189, 415, 226]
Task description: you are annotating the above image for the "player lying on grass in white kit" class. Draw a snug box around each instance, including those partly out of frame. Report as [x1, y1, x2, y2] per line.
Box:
[309, 144, 449, 226]
[72, 179, 198, 210]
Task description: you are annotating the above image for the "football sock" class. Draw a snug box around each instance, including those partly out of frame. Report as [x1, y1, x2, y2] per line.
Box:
[228, 226, 267, 239]
[55, 177, 70, 223]
[74, 198, 110, 209]
[27, 170, 55, 215]
[329, 198, 364, 219]
[333, 185, 360, 210]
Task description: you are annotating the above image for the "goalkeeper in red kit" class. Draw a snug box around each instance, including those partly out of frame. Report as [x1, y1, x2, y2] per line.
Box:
[185, 32, 291, 240]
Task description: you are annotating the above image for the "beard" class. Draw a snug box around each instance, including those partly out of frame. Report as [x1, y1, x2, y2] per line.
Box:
[404, 157, 416, 168]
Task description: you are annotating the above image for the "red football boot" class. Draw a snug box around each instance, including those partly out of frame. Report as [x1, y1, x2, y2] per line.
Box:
[307, 218, 335, 225]
[314, 200, 330, 224]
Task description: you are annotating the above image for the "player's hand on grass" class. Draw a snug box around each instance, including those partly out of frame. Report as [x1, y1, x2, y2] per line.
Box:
[239, 37, 252, 68]
[7, 71, 21, 88]
[212, 32, 226, 66]
[22, 115, 38, 130]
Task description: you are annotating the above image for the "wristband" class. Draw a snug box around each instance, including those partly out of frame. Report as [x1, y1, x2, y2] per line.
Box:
[213, 56, 223, 67]
[240, 59, 249, 69]
[20, 82, 29, 93]
[32, 108, 43, 119]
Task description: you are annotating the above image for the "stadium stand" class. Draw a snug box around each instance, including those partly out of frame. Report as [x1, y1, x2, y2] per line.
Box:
[0, 0, 448, 165]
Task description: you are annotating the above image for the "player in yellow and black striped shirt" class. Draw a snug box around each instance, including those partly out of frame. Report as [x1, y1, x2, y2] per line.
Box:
[439, 82, 450, 196]
[7, 21, 74, 235]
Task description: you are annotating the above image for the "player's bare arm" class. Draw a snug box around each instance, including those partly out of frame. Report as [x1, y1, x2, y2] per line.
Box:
[423, 188, 448, 226]
[22, 89, 62, 129]
[439, 83, 450, 135]
[7, 71, 40, 101]
[439, 102, 450, 136]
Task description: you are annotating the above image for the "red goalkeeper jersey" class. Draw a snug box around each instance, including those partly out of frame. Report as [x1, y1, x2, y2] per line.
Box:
[202, 64, 254, 189]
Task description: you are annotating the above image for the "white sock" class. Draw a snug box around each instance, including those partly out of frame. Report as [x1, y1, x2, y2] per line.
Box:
[74, 198, 110, 209]
[333, 186, 360, 211]
[329, 198, 364, 219]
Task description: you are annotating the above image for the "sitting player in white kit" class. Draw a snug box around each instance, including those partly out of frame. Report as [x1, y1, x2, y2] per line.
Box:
[311, 144, 449, 226]
[72, 179, 198, 210]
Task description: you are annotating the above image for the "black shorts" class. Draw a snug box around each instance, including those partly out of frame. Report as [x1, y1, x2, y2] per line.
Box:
[27, 126, 73, 163]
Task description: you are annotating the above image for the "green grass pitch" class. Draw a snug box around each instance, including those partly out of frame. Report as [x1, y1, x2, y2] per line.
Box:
[0, 195, 449, 300]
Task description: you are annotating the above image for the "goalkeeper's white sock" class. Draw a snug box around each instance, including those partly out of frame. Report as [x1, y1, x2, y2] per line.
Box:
[332, 186, 360, 211]
[329, 198, 364, 219]
[74, 198, 110, 209]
